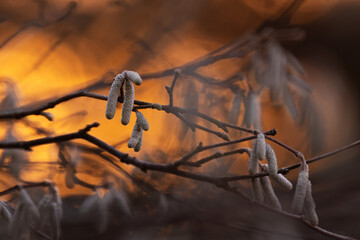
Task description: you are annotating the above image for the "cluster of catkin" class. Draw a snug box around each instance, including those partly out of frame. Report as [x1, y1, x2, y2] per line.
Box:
[292, 161, 319, 226]
[248, 133, 292, 210]
[5, 185, 62, 240]
[79, 188, 131, 233]
[105, 70, 149, 152]
[127, 111, 149, 152]
[105, 70, 142, 125]
[248, 133, 318, 225]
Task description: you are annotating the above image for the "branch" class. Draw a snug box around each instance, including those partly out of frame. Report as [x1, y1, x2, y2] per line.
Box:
[221, 139, 360, 182]
[0, 124, 357, 239]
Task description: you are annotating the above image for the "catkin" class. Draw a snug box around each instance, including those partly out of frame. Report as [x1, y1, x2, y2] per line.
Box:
[135, 111, 149, 131]
[248, 144, 259, 175]
[105, 74, 124, 119]
[20, 188, 40, 218]
[266, 144, 278, 177]
[124, 70, 142, 85]
[251, 178, 264, 203]
[0, 201, 11, 222]
[134, 129, 143, 152]
[259, 173, 282, 210]
[128, 122, 142, 148]
[49, 202, 61, 239]
[304, 180, 319, 226]
[121, 80, 134, 125]
[79, 193, 99, 214]
[292, 162, 309, 213]
[262, 164, 292, 191]
[255, 133, 266, 160]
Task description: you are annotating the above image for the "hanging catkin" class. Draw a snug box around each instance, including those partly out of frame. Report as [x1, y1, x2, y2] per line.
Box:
[304, 180, 319, 226]
[134, 129, 143, 152]
[251, 178, 265, 203]
[262, 164, 292, 191]
[292, 161, 309, 213]
[266, 144, 278, 177]
[124, 70, 142, 85]
[259, 164, 282, 209]
[121, 80, 135, 125]
[255, 133, 266, 160]
[128, 122, 142, 148]
[135, 111, 149, 131]
[248, 144, 259, 175]
[105, 74, 124, 119]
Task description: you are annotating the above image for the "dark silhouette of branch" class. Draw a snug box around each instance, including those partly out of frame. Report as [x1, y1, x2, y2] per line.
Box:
[0, 123, 357, 239]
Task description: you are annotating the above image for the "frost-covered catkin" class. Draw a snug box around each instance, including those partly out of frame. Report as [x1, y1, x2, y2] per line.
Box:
[262, 164, 292, 191]
[259, 167, 282, 209]
[304, 180, 319, 226]
[105, 74, 124, 119]
[251, 178, 264, 202]
[266, 144, 278, 177]
[248, 145, 259, 175]
[135, 111, 149, 131]
[292, 161, 309, 213]
[121, 80, 134, 125]
[255, 133, 266, 160]
[248, 145, 264, 201]
[134, 129, 143, 152]
[124, 70, 142, 85]
[20, 188, 40, 219]
[128, 122, 142, 148]
[0, 201, 11, 222]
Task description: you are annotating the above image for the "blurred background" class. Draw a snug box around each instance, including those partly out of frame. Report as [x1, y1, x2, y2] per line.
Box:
[0, 0, 359, 239]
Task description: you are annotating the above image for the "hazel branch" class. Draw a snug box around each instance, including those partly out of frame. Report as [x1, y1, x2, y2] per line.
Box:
[0, 124, 357, 239]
